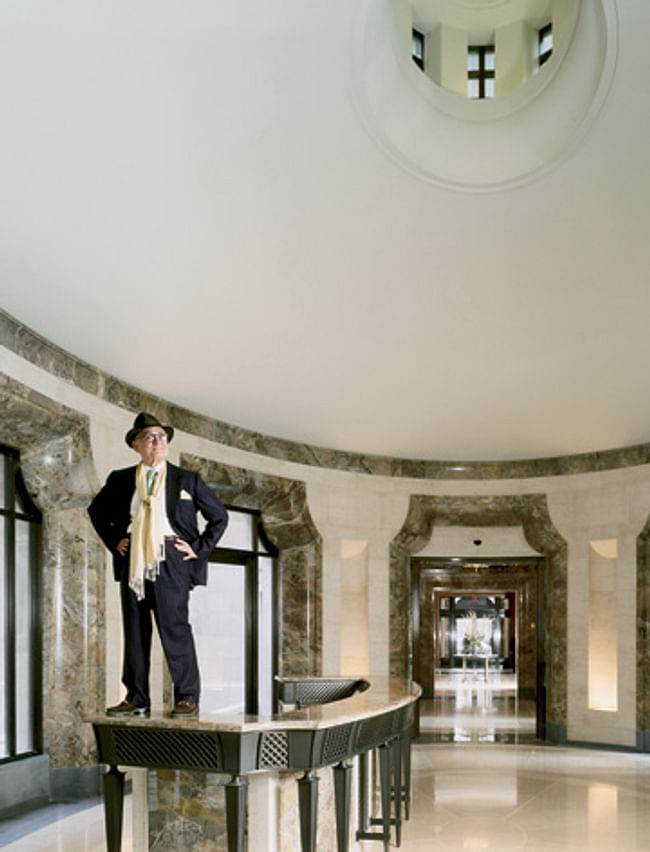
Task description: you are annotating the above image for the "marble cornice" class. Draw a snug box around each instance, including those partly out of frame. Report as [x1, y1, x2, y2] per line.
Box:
[3, 308, 650, 480]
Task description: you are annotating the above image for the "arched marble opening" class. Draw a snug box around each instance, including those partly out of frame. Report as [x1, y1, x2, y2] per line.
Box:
[0, 373, 104, 795]
[181, 454, 323, 676]
[390, 493, 567, 742]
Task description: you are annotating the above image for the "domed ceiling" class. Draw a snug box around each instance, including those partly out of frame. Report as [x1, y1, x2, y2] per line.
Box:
[1, 0, 648, 462]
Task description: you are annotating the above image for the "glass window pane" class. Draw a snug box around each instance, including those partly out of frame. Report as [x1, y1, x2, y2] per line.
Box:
[467, 79, 479, 99]
[191, 563, 246, 713]
[218, 510, 253, 551]
[485, 79, 495, 98]
[0, 454, 5, 509]
[15, 520, 34, 754]
[540, 31, 553, 54]
[0, 516, 6, 759]
[484, 49, 495, 71]
[258, 557, 274, 716]
[467, 50, 479, 72]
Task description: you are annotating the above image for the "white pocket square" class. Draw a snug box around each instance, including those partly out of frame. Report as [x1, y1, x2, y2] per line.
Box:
[179, 489, 192, 500]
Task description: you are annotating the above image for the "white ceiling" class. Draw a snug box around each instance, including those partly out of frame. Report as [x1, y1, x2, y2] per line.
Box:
[2, 0, 649, 462]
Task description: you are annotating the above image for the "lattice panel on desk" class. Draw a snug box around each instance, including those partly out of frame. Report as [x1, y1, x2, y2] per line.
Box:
[357, 712, 394, 751]
[111, 727, 222, 770]
[295, 680, 357, 707]
[258, 731, 289, 769]
[321, 724, 354, 764]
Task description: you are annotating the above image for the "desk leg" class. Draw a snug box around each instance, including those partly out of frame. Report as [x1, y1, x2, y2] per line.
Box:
[378, 742, 391, 852]
[357, 750, 370, 837]
[402, 733, 412, 821]
[225, 774, 247, 852]
[298, 770, 319, 852]
[392, 738, 402, 847]
[333, 761, 352, 852]
[103, 765, 125, 852]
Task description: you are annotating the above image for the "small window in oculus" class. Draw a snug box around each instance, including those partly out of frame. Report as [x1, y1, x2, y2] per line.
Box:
[468, 46, 495, 99]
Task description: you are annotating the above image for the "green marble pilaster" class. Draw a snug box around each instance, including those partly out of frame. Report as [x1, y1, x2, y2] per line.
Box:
[0, 375, 105, 776]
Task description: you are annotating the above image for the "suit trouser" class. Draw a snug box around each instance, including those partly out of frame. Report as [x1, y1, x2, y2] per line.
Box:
[119, 539, 200, 708]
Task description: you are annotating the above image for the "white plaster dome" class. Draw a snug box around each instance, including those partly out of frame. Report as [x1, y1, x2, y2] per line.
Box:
[351, 0, 618, 190]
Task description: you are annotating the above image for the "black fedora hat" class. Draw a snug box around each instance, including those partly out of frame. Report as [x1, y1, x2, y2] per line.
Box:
[125, 412, 174, 447]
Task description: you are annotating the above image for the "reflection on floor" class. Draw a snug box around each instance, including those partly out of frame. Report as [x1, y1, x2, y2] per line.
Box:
[417, 670, 538, 745]
[0, 797, 132, 852]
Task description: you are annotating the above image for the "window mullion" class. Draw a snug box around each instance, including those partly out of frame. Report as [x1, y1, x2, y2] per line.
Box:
[5, 460, 17, 760]
[480, 48, 486, 99]
[30, 521, 42, 753]
[244, 557, 258, 715]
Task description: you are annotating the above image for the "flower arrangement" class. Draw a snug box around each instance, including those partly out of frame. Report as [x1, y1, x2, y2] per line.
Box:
[463, 633, 485, 653]
[462, 612, 486, 654]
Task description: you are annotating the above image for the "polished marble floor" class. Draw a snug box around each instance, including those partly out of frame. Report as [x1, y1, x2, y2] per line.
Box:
[364, 742, 650, 851]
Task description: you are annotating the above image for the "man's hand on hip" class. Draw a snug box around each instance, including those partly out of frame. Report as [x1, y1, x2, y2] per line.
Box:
[174, 538, 197, 561]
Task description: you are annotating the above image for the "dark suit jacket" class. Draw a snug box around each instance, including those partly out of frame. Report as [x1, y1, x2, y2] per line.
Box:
[88, 462, 228, 588]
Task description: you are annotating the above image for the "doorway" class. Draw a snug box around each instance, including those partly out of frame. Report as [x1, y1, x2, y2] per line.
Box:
[412, 558, 545, 743]
[190, 507, 278, 716]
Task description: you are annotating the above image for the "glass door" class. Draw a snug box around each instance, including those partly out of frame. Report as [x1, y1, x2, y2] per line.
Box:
[189, 508, 277, 716]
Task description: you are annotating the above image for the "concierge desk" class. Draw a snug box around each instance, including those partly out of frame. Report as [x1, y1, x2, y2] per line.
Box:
[90, 676, 420, 852]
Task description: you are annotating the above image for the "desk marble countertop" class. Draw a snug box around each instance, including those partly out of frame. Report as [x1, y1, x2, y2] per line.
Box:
[87, 676, 421, 733]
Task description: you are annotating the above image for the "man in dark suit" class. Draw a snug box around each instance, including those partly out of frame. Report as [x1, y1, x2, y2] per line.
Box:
[88, 412, 228, 718]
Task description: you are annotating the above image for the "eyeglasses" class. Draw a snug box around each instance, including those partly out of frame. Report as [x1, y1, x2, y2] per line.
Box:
[138, 432, 168, 445]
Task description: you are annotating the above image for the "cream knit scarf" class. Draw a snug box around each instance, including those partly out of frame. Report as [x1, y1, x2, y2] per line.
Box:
[129, 461, 167, 600]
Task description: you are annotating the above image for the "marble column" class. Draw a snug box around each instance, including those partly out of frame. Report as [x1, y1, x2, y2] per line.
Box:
[0, 374, 105, 793]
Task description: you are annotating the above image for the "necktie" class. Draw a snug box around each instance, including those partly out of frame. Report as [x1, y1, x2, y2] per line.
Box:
[147, 470, 157, 495]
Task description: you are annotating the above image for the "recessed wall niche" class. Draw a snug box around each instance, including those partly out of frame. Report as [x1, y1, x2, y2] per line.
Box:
[588, 538, 618, 712]
[340, 539, 370, 676]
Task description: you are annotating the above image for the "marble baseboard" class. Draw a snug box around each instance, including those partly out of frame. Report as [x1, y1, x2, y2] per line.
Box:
[0, 755, 51, 820]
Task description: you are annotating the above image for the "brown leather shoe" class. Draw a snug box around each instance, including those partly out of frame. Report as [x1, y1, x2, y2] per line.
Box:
[171, 699, 199, 719]
[106, 699, 150, 717]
